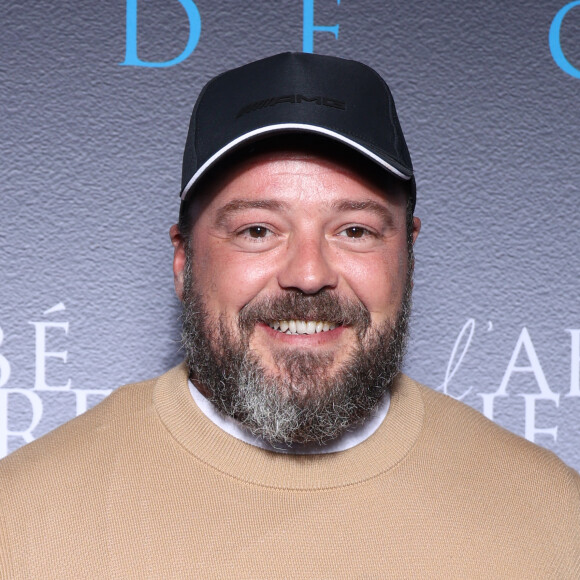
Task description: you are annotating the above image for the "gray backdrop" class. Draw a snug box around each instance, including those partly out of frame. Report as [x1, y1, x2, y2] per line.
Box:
[1, 0, 579, 468]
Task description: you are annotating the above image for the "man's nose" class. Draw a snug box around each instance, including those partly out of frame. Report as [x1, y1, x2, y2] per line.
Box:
[277, 236, 339, 294]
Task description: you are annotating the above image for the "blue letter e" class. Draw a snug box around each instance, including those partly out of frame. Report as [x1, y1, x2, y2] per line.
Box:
[121, 0, 201, 68]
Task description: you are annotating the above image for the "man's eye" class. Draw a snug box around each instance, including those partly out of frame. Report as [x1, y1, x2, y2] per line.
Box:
[242, 226, 271, 239]
[340, 226, 369, 239]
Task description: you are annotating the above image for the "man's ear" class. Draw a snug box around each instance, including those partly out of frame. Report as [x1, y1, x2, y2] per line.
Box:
[411, 216, 421, 244]
[169, 224, 186, 301]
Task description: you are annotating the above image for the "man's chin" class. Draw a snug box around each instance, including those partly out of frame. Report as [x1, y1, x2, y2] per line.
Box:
[245, 349, 338, 399]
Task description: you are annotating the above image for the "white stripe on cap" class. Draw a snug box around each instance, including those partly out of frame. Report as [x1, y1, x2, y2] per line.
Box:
[180, 123, 410, 200]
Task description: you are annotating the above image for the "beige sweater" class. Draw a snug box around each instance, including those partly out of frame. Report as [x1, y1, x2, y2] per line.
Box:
[1, 364, 579, 579]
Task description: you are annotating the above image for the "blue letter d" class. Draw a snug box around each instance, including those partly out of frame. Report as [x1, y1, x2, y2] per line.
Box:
[121, 0, 201, 68]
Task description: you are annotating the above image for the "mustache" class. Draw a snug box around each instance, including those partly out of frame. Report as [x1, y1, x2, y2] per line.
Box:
[238, 290, 371, 335]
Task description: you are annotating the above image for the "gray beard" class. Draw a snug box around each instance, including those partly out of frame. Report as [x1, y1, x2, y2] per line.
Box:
[181, 250, 413, 447]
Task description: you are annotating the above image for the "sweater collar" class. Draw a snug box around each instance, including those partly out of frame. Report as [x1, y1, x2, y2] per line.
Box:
[154, 363, 424, 490]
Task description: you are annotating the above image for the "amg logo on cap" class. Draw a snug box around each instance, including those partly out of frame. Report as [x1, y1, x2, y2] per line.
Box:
[236, 95, 346, 119]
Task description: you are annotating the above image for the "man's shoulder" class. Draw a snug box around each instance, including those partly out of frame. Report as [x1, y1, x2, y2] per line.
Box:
[0, 365, 185, 485]
[405, 375, 580, 490]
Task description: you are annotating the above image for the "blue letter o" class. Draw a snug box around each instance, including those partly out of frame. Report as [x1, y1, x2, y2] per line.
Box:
[550, 1, 580, 78]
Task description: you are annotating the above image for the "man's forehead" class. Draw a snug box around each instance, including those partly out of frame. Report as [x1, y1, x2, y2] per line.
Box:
[190, 138, 407, 208]
[214, 147, 376, 185]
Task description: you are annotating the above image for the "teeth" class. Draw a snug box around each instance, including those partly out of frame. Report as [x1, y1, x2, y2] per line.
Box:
[268, 320, 338, 335]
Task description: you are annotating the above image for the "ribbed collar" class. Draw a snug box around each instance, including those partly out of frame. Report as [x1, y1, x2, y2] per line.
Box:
[154, 364, 424, 490]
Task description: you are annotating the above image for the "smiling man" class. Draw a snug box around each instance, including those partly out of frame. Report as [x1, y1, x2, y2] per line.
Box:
[1, 53, 579, 578]
[172, 138, 418, 450]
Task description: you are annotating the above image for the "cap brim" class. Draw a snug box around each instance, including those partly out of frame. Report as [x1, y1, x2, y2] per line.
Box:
[180, 123, 413, 201]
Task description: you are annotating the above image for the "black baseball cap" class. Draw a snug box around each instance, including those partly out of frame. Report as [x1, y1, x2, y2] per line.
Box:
[181, 52, 415, 209]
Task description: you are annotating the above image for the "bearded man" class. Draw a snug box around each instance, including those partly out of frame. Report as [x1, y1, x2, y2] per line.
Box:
[1, 53, 579, 578]
[175, 134, 416, 451]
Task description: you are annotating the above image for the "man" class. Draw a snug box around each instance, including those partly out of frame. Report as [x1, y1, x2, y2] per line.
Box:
[1, 53, 579, 578]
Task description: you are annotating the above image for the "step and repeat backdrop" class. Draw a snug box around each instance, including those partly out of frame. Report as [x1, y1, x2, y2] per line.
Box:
[1, 1, 579, 467]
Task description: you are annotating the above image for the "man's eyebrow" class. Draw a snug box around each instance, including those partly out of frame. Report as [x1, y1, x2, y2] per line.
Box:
[331, 199, 395, 225]
[215, 199, 288, 227]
